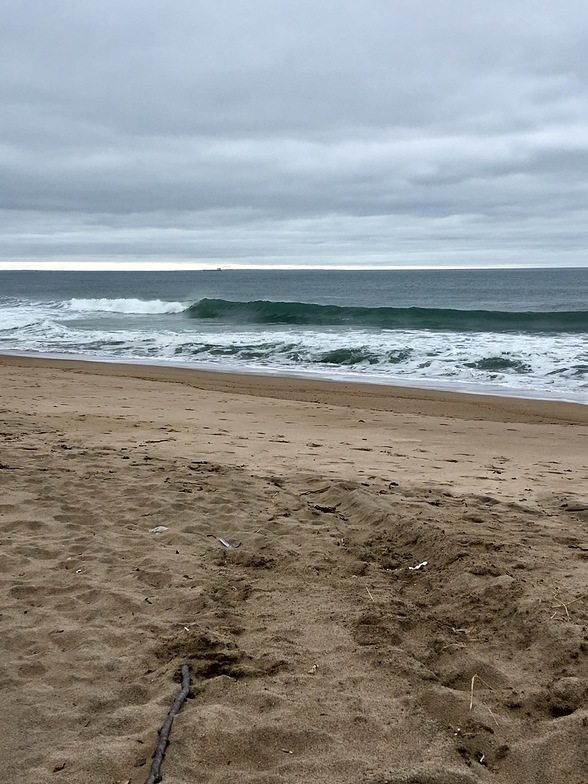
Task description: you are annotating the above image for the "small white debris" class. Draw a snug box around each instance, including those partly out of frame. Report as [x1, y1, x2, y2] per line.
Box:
[215, 536, 241, 548]
[75, 569, 82, 574]
[408, 561, 428, 571]
[149, 526, 169, 534]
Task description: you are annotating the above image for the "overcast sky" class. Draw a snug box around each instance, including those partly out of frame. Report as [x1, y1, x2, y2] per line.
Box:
[1, 0, 588, 269]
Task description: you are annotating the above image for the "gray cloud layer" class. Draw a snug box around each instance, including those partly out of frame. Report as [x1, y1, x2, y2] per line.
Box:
[1, 0, 588, 267]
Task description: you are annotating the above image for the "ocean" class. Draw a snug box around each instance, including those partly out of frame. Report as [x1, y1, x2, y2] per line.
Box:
[1, 268, 587, 403]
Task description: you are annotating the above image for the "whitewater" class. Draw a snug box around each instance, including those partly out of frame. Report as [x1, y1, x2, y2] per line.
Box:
[1, 268, 587, 403]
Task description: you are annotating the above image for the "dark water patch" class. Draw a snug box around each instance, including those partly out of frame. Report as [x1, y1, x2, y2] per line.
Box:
[387, 349, 413, 363]
[465, 357, 532, 373]
[173, 341, 298, 360]
[75, 339, 128, 349]
[571, 364, 588, 376]
[208, 346, 250, 357]
[547, 364, 588, 377]
[315, 348, 381, 365]
[238, 349, 274, 360]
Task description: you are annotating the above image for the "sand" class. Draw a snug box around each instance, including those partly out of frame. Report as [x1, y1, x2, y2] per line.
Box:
[1, 354, 588, 784]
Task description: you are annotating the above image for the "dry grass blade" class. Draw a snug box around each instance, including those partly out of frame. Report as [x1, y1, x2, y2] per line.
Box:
[469, 674, 499, 725]
[550, 592, 588, 620]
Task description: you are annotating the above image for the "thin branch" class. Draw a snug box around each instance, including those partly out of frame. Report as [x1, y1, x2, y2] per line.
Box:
[145, 665, 191, 784]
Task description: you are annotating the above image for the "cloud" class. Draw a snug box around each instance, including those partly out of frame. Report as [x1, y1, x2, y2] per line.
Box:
[1, 0, 588, 267]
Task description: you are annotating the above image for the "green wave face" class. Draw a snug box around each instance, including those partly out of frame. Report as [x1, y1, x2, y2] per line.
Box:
[186, 298, 588, 333]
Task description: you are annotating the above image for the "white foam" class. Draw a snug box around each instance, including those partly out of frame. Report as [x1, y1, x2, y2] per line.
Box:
[66, 298, 187, 315]
[1, 308, 586, 403]
[0, 303, 58, 331]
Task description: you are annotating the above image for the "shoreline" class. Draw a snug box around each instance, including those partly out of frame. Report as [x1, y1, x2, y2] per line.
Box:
[1, 352, 587, 425]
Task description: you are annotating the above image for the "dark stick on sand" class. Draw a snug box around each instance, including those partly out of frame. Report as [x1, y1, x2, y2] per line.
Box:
[145, 664, 191, 784]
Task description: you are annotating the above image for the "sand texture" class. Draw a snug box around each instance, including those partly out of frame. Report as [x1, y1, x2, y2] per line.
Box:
[1, 356, 588, 784]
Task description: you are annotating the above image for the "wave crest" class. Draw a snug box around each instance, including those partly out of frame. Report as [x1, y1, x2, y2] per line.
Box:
[186, 298, 588, 333]
[67, 298, 187, 315]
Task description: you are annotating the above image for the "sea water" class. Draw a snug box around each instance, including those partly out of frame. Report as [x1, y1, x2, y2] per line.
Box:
[0, 268, 587, 403]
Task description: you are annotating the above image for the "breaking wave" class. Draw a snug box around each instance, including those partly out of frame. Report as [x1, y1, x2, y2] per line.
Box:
[186, 299, 588, 333]
[67, 298, 187, 314]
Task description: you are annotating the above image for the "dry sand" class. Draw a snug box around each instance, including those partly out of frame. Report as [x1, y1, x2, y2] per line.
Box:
[1, 355, 588, 784]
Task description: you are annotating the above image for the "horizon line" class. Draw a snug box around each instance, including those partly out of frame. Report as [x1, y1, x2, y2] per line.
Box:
[1, 262, 588, 272]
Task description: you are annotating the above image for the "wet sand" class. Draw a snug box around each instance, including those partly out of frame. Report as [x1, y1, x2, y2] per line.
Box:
[1, 355, 588, 783]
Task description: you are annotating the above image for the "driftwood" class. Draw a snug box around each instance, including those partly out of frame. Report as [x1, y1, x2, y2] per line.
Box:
[145, 665, 191, 784]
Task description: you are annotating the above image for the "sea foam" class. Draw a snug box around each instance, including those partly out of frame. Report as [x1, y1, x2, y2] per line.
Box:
[67, 298, 187, 315]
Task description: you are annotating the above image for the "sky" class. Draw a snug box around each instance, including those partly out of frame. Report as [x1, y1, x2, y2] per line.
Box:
[1, 0, 588, 270]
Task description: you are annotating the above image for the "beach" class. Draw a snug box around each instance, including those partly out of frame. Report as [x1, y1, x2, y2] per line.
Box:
[2, 354, 588, 784]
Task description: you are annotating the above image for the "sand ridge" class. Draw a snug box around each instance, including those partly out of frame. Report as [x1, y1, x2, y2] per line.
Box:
[1, 357, 588, 783]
